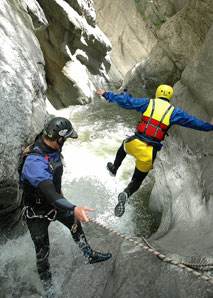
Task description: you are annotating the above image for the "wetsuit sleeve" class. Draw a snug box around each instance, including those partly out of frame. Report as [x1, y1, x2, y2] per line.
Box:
[102, 91, 149, 113]
[38, 179, 76, 213]
[170, 107, 213, 131]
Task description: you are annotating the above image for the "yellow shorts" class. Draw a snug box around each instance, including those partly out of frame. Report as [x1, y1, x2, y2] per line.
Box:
[124, 136, 154, 172]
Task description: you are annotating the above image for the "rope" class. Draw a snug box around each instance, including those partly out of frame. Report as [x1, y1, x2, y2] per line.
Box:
[180, 262, 213, 268]
[89, 218, 213, 285]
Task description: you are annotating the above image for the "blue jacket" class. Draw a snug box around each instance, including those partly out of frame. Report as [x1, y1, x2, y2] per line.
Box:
[21, 146, 60, 188]
[103, 91, 213, 133]
[20, 141, 75, 213]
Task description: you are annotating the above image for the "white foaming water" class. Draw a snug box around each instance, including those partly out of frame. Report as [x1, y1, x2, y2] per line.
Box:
[47, 99, 137, 234]
[0, 234, 43, 297]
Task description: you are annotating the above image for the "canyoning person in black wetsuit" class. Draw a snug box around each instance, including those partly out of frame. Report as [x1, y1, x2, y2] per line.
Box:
[19, 117, 111, 297]
[97, 85, 213, 217]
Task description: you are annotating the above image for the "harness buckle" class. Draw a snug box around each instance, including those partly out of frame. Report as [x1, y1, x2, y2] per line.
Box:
[35, 197, 42, 204]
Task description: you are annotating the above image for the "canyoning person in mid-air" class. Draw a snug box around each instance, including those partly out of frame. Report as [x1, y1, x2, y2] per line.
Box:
[19, 117, 111, 297]
[97, 85, 213, 218]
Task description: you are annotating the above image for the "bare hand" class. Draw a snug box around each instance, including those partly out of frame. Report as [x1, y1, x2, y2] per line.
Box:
[211, 117, 213, 125]
[97, 89, 105, 96]
[74, 206, 94, 223]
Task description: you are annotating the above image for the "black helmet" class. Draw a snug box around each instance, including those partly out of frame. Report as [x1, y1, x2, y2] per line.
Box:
[43, 117, 78, 142]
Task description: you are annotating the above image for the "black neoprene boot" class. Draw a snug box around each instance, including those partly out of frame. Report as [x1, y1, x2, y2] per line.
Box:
[106, 162, 117, 176]
[84, 248, 112, 264]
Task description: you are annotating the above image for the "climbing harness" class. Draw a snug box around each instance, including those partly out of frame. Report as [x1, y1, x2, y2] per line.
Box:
[22, 206, 57, 222]
[89, 218, 213, 285]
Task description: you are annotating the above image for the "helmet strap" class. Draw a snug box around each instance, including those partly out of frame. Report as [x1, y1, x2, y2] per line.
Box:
[57, 137, 65, 149]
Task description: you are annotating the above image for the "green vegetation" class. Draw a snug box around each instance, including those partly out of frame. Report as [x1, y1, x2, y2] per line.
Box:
[153, 17, 167, 28]
[134, 0, 167, 29]
[134, 0, 149, 19]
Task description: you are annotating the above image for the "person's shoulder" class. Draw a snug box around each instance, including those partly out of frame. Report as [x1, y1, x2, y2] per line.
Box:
[172, 106, 186, 113]
[25, 148, 47, 163]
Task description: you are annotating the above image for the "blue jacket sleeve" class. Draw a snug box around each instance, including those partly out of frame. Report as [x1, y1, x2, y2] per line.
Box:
[170, 107, 213, 131]
[103, 92, 149, 113]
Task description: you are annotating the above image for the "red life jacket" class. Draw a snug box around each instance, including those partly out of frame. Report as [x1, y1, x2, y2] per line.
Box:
[137, 98, 174, 141]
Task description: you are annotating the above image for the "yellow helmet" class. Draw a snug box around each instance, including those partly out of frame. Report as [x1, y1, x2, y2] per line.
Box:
[155, 85, 173, 101]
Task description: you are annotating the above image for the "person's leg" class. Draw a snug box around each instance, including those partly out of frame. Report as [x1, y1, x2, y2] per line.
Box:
[26, 218, 53, 293]
[124, 167, 148, 197]
[125, 142, 157, 196]
[57, 213, 112, 263]
[107, 141, 127, 176]
[114, 168, 148, 217]
[114, 138, 157, 217]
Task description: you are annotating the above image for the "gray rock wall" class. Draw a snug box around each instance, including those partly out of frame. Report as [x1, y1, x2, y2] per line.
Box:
[35, 0, 112, 109]
[94, 0, 157, 87]
[172, 23, 213, 203]
[0, 0, 48, 182]
[122, 0, 213, 97]
[61, 223, 213, 298]
[0, 0, 47, 236]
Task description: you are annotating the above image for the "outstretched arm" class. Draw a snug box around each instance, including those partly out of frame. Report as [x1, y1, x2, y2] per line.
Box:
[97, 89, 149, 113]
[170, 107, 213, 131]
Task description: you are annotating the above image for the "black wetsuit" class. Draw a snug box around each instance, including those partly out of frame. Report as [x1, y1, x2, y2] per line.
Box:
[21, 140, 90, 290]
